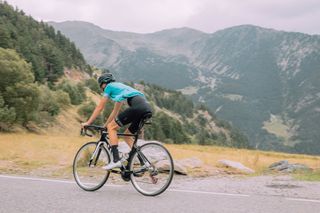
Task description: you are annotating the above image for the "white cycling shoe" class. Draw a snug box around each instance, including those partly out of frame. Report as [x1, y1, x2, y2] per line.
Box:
[102, 160, 123, 170]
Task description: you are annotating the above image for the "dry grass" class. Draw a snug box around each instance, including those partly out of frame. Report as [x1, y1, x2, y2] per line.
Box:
[166, 144, 320, 173]
[293, 169, 320, 181]
[0, 133, 88, 177]
[0, 133, 320, 178]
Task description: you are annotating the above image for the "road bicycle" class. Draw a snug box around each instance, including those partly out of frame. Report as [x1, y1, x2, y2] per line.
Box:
[73, 113, 174, 196]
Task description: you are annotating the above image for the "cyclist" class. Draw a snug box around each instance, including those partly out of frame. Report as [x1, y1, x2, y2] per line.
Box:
[81, 73, 152, 170]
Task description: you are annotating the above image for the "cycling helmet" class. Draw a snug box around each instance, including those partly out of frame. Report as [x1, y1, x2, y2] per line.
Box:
[97, 73, 115, 87]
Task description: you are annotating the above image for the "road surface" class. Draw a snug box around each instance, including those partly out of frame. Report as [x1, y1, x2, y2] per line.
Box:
[1, 175, 320, 213]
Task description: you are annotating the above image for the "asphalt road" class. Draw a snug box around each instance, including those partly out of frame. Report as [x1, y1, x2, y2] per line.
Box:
[1, 175, 320, 213]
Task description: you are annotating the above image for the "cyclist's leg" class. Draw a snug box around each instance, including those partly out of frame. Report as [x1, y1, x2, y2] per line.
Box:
[123, 128, 135, 148]
[127, 121, 146, 166]
[118, 104, 145, 149]
[107, 120, 120, 146]
[119, 96, 153, 164]
[106, 120, 121, 164]
[109, 107, 136, 163]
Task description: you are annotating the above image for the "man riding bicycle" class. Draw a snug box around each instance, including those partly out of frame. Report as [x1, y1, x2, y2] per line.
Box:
[81, 73, 152, 170]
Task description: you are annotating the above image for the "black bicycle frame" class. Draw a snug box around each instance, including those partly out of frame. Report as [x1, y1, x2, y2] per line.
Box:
[94, 130, 152, 172]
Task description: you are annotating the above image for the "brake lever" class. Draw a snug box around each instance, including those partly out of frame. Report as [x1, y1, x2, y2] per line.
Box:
[80, 128, 85, 136]
[80, 128, 93, 137]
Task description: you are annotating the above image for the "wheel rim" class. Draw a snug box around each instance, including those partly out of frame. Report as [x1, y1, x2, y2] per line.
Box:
[130, 143, 174, 196]
[73, 142, 110, 191]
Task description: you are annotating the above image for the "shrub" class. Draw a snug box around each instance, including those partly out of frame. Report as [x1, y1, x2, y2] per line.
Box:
[54, 90, 71, 107]
[0, 48, 34, 91]
[56, 80, 86, 105]
[0, 94, 16, 130]
[78, 100, 103, 125]
[85, 78, 100, 94]
[4, 83, 41, 125]
[38, 85, 61, 116]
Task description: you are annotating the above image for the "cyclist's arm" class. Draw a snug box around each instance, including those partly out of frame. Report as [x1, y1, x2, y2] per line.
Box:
[85, 96, 108, 125]
[105, 101, 123, 126]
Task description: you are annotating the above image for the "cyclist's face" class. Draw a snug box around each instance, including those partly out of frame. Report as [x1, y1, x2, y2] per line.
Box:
[100, 83, 107, 91]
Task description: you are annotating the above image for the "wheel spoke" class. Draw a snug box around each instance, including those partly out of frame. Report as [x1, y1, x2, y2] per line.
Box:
[73, 142, 110, 191]
[130, 143, 174, 196]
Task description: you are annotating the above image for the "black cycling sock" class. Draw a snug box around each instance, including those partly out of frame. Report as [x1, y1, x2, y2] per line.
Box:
[111, 145, 120, 162]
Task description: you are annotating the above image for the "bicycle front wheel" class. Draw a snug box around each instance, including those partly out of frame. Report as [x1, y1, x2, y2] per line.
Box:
[129, 142, 174, 196]
[73, 142, 111, 191]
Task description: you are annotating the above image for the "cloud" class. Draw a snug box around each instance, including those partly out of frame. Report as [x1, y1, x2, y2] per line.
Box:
[5, 0, 320, 34]
[186, 0, 320, 34]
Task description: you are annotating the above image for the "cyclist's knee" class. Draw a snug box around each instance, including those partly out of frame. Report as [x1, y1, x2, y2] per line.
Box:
[107, 120, 119, 131]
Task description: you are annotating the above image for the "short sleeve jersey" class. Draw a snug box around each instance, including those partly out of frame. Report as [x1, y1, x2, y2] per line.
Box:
[103, 82, 144, 102]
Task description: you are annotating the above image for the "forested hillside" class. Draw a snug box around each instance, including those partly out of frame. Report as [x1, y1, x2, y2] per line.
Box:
[0, 1, 249, 148]
[80, 80, 250, 148]
[143, 83, 249, 147]
[0, 2, 90, 129]
[0, 2, 90, 82]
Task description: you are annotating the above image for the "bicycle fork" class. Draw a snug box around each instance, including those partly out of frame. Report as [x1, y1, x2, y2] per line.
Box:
[88, 142, 105, 167]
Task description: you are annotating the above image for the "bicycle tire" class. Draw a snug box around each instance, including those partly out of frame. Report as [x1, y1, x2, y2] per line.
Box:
[129, 142, 174, 196]
[73, 141, 111, 191]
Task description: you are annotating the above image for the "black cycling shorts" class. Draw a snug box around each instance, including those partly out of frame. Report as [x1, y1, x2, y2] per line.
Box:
[115, 95, 152, 133]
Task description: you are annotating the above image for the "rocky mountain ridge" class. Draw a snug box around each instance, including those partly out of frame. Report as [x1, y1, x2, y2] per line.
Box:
[49, 21, 320, 154]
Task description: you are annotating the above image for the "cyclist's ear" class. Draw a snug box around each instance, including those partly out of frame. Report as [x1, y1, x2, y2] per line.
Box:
[100, 83, 107, 90]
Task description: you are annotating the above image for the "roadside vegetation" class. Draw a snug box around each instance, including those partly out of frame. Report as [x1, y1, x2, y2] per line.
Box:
[0, 133, 319, 179]
[293, 169, 320, 182]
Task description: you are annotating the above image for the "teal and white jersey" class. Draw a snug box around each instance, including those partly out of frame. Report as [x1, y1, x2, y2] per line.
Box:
[103, 82, 144, 102]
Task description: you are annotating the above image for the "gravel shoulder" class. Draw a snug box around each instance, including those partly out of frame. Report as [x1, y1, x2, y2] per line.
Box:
[171, 174, 320, 200]
[1, 158, 320, 201]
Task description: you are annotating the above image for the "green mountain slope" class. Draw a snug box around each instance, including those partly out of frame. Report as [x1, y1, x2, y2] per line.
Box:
[0, 2, 249, 148]
[81, 80, 250, 148]
[141, 82, 249, 147]
[0, 2, 89, 82]
[0, 2, 90, 128]
[50, 21, 320, 154]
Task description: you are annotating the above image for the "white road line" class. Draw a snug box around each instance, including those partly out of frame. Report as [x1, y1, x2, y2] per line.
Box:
[4, 174, 319, 202]
[0, 174, 250, 197]
[169, 189, 250, 197]
[286, 198, 320, 204]
[0, 174, 123, 187]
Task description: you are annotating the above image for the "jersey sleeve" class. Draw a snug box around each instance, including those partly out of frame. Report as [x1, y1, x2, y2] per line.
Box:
[103, 84, 111, 98]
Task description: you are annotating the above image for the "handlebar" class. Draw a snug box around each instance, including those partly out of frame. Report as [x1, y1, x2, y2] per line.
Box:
[80, 120, 152, 137]
[80, 125, 107, 137]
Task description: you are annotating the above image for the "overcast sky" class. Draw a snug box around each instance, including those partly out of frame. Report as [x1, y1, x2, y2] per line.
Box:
[5, 0, 320, 34]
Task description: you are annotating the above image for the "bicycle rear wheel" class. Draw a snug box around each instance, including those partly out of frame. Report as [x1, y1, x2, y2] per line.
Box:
[129, 142, 174, 196]
[73, 142, 110, 191]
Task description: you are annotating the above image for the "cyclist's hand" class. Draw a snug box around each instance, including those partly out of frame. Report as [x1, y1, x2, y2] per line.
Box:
[81, 122, 90, 129]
